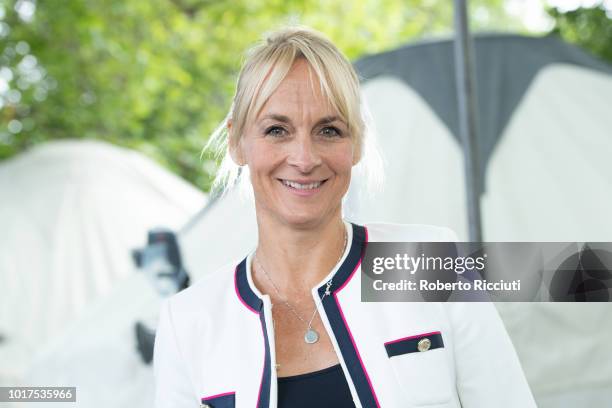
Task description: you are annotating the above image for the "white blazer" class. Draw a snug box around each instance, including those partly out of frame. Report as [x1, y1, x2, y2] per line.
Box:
[154, 222, 537, 408]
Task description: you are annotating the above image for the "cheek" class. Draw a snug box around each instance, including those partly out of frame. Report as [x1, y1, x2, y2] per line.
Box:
[329, 146, 355, 176]
[242, 138, 273, 172]
[246, 148, 266, 171]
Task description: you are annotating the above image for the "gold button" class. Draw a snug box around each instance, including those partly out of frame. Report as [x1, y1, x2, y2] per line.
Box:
[417, 338, 431, 352]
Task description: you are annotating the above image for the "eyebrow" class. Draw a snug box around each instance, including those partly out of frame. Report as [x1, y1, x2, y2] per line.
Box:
[260, 114, 292, 124]
[259, 114, 345, 128]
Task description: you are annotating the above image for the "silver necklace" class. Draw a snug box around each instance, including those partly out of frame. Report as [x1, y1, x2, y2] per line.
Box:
[254, 227, 348, 345]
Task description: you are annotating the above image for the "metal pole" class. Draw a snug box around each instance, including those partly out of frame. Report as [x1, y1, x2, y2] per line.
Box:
[453, 0, 483, 242]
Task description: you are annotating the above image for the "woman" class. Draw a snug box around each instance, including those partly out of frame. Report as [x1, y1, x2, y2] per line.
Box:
[154, 26, 536, 408]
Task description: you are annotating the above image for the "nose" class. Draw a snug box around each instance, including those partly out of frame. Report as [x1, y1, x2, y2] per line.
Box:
[287, 134, 322, 173]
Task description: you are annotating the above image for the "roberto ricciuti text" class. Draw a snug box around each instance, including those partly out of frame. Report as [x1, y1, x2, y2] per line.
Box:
[372, 279, 521, 292]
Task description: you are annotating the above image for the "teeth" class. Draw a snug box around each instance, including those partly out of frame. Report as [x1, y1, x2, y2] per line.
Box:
[282, 180, 322, 190]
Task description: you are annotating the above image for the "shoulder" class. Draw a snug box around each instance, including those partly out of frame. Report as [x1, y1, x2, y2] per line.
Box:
[363, 222, 459, 242]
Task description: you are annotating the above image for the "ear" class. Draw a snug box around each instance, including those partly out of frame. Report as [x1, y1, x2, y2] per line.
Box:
[227, 119, 246, 166]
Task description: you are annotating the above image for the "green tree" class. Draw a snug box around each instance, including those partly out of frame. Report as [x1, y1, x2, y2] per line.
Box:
[0, 0, 520, 190]
[547, 4, 612, 64]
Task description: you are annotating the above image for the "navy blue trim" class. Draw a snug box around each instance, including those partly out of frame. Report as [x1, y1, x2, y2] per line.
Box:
[201, 392, 236, 407]
[236, 258, 263, 312]
[324, 223, 367, 292]
[236, 223, 365, 310]
[385, 332, 444, 358]
[319, 223, 380, 407]
[257, 313, 272, 408]
[235, 259, 270, 407]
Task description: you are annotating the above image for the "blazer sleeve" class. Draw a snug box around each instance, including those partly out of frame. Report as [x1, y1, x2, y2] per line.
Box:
[154, 298, 198, 407]
[446, 302, 537, 408]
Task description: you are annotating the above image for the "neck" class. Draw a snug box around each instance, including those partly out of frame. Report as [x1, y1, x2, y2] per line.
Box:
[253, 211, 347, 297]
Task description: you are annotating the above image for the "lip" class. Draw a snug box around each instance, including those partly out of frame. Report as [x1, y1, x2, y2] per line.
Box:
[277, 178, 328, 197]
[280, 178, 327, 184]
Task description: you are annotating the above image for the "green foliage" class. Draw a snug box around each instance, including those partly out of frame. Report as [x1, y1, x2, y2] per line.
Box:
[548, 4, 612, 64]
[0, 0, 525, 190]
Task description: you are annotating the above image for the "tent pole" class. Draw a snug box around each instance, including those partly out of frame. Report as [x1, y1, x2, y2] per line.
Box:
[453, 0, 483, 242]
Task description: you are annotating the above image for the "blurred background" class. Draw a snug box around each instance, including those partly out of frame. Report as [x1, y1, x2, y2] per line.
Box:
[0, 0, 611, 407]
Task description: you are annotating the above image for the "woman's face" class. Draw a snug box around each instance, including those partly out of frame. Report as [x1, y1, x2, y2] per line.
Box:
[234, 59, 357, 229]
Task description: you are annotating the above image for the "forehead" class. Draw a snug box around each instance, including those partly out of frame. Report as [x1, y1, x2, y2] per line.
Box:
[257, 59, 336, 119]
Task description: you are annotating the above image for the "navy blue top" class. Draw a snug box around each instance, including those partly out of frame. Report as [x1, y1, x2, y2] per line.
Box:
[277, 364, 356, 407]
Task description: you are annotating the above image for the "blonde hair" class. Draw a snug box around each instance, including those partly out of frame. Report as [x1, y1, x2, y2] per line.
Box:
[206, 25, 382, 195]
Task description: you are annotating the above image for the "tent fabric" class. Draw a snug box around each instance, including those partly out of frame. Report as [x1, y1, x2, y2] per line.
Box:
[12, 272, 160, 408]
[179, 186, 257, 281]
[343, 75, 468, 235]
[354, 34, 612, 194]
[495, 302, 612, 408]
[482, 64, 612, 242]
[347, 62, 612, 242]
[0, 140, 206, 382]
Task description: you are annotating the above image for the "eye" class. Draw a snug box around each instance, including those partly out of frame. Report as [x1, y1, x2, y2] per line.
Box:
[265, 126, 287, 137]
[320, 126, 342, 138]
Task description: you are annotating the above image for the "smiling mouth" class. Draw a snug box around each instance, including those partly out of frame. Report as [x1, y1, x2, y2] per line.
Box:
[279, 179, 327, 190]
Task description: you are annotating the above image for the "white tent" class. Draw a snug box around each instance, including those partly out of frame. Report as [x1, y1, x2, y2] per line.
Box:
[18, 271, 160, 408]
[177, 35, 612, 407]
[351, 34, 612, 241]
[0, 140, 206, 403]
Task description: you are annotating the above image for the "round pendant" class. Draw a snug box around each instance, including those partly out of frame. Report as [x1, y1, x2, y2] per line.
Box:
[304, 328, 319, 344]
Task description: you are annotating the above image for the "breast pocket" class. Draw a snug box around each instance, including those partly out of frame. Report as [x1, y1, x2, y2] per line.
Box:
[384, 331, 453, 406]
[200, 391, 235, 408]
